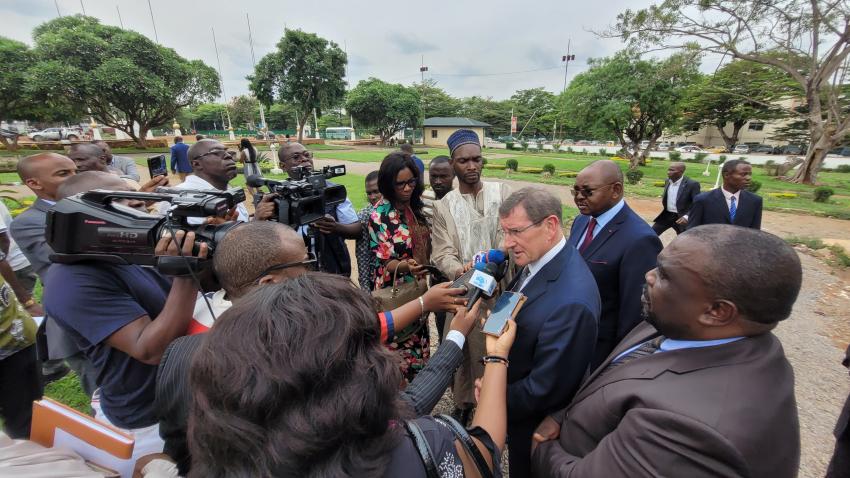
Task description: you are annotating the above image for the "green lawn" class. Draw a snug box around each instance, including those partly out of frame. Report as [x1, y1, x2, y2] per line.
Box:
[312, 148, 850, 220]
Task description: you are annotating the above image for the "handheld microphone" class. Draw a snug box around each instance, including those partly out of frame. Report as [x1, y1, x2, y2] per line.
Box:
[473, 249, 507, 265]
[467, 262, 505, 311]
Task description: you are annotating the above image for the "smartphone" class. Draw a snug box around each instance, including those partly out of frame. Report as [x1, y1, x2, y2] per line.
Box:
[147, 154, 167, 178]
[420, 264, 442, 276]
[482, 291, 527, 337]
[449, 268, 477, 298]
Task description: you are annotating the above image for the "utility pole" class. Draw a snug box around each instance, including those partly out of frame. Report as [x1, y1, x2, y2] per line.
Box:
[54, 0, 61, 17]
[116, 5, 124, 28]
[246, 13, 267, 138]
[80, 0, 86, 15]
[147, 0, 159, 43]
[562, 39, 575, 93]
[211, 27, 234, 140]
[419, 55, 429, 144]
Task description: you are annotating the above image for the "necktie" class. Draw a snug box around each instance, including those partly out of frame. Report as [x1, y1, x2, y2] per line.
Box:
[729, 196, 737, 222]
[513, 266, 529, 292]
[578, 217, 597, 253]
[597, 335, 666, 379]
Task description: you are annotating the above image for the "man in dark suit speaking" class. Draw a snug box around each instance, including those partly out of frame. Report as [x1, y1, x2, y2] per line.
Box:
[652, 162, 700, 235]
[532, 225, 801, 477]
[497, 187, 600, 477]
[688, 159, 762, 230]
[568, 160, 662, 369]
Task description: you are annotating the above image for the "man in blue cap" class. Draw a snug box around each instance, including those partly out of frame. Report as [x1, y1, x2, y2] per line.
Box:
[431, 128, 512, 422]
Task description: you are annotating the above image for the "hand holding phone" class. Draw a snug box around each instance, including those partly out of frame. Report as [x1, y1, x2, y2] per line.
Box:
[482, 291, 526, 337]
[147, 154, 167, 179]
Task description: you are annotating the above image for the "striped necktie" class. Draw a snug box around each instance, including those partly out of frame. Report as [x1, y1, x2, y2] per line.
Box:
[729, 196, 737, 222]
[513, 266, 530, 292]
[597, 335, 666, 378]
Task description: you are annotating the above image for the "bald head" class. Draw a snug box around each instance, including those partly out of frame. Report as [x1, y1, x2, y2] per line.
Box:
[277, 142, 313, 175]
[213, 221, 308, 299]
[667, 162, 686, 181]
[186, 139, 222, 168]
[68, 143, 109, 173]
[57, 171, 128, 199]
[16, 153, 77, 200]
[573, 160, 625, 216]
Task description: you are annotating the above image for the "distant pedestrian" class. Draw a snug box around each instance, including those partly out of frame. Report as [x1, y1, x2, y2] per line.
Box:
[238, 138, 260, 195]
[688, 159, 762, 230]
[400, 143, 425, 176]
[170, 136, 192, 182]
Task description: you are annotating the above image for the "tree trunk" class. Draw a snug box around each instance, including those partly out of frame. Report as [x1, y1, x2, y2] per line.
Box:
[0, 135, 19, 152]
[790, 133, 830, 184]
[716, 121, 743, 152]
[297, 115, 308, 143]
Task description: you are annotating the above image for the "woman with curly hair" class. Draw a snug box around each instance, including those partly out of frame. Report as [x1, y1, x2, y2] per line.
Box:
[368, 152, 431, 383]
[187, 272, 513, 477]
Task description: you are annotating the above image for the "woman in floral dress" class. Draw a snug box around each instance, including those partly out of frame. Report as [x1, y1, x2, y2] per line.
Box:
[368, 152, 431, 383]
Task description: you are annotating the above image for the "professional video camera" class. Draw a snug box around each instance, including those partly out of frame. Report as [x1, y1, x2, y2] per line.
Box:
[246, 164, 347, 228]
[45, 188, 245, 275]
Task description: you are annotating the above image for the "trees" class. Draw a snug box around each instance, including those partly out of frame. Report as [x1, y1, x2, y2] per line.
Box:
[612, 0, 850, 183]
[680, 59, 797, 152]
[249, 29, 347, 142]
[229, 95, 259, 130]
[25, 15, 220, 147]
[0, 37, 36, 151]
[417, 79, 461, 118]
[563, 50, 699, 168]
[509, 87, 557, 137]
[346, 78, 420, 144]
[459, 96, 513, 136]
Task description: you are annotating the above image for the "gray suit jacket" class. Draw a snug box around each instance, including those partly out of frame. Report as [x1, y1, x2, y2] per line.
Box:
[9, 199, 81, 359]
[532, 321, 800, 478]
[109, 155, 140, 182]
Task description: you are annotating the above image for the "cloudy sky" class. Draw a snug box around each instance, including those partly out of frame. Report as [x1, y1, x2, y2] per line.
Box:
[2, 0, 717, 101]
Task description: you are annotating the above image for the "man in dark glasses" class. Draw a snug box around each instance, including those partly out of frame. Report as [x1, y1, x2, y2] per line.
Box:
[566, 160, 662, 369]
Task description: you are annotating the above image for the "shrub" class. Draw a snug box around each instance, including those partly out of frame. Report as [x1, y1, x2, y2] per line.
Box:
[521, 141, 529, 152]
[653, 181, 666, 187]
[668, 151, 682, 162]
[694, 152, 708, 163]
[599, 148, 607, 156]
[813, 186, 835, 203]
[483, 164, 507, 170]
[747, 179, 762, 193]
[768, 192, 798, 199]
[482, 157, 488, 165]
[542, 163, 556, 175]
[519, 167, 544, 174]
[505, 141, 514, 150]
[565, 146, 574, 154]
[836, 164, 850, 173]
[625, 169, 644, 185]
[557, 171, 578, 178]
[505, 158, 519, 171]
[718, 154, 727, 164]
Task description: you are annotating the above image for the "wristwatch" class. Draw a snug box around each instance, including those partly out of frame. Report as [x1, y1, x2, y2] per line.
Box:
[22, 298, 36, 308]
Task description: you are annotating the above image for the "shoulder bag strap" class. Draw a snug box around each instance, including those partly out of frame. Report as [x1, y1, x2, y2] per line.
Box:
[435, 414, 494, 478]
[403, 420, 440, 478]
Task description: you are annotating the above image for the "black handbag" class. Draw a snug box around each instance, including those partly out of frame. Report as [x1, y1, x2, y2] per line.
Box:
[404, 419, 439, 478]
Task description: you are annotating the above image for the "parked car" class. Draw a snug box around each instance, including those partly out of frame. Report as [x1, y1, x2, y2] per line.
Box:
[774, 144, 804, 155]
[733, 144, 750, 154]
[675, 145, 706, 153]
[828, 146, 850, 157]
[656, 142, 671, 151]
[496, 135, 517, 143]
[751, 144, 775, 154]
[28, 127, 80, 142]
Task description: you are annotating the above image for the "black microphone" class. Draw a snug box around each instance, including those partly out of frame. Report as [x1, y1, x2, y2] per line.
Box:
[245, 174, 282, 188]
[466, 262, 505, 311]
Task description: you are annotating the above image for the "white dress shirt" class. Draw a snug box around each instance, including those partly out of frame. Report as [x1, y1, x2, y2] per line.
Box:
[520, 236, 566, 291]
[720, 187, 742, 212]
[666, 178, 682, 213]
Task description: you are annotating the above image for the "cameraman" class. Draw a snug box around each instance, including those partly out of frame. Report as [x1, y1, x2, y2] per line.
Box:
[158, 139, 249, 223]
[256, 142, 359, 275]
[43, 171, 206, 461]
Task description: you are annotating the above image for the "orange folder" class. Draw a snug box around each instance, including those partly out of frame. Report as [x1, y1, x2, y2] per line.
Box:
[30, 398, 135, 475]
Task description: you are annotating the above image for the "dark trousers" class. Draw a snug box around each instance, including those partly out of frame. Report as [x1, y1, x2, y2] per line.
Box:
[14, 266, 38, 295]
[652, 210, 685, 236]
[508, 420, 537, 478]
[0, 345, 43, 438]
[434, 311, 447, 342]
[827, 393, 850, 478]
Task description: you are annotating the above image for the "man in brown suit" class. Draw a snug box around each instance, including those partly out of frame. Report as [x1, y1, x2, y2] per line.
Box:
[531, 224, 801, 478]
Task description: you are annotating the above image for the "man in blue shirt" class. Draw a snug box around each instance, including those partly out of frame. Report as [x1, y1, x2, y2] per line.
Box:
[567, 160, 662, 368]
[169, 136, 192, 181]
[400, 143, 425, 176]
[43, 171, 206, 461]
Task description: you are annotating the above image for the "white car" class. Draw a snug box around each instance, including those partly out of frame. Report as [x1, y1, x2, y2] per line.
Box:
[28, 127, 80, 142]
[656, 142, 671, 151]
[675, 145, 706, 153]
[733, 144, 750, 154]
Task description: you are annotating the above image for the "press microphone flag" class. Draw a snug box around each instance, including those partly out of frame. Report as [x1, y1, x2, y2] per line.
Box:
[473, 249, 506, 265]
[467, 262, 502, 311]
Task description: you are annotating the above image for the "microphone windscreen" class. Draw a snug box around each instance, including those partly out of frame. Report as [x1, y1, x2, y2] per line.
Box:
[486, 249, 507, 263]
[245, 175, 266, 187]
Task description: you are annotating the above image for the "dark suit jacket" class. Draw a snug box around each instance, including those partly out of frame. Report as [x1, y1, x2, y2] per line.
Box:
[507, 243, 600, 426]
[653, 176, 701, 221]
[9, 199, 81, 359]
[687, 188, 763, 230]
[532, 321, 800, 478]
[156, 332, 466, 475]
[568, 203, 663, 368]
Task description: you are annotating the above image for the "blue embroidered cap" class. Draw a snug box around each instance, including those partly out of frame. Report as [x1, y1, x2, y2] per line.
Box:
[447, 129, 481, 155]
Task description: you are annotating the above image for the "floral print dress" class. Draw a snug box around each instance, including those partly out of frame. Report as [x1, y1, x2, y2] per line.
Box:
[368, 199, 431, 383]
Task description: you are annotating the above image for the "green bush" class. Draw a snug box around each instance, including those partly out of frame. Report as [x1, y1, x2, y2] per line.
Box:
[718, 154, 727, 163]
[505, 141, 515, 150]
[521, 141, 529, 152]
[519, 167, 544, 174]
[668, 151, 682, 162]
[565, 146, 574, 154]
[599, 148, 607, 156]
[813, 186, 835, 203]
[747, 180, 762, 193]
[625, 169, 644, 185]
[483, 164, 507, 170]
[653, 181, 666, 187]
[542, 163, 556, 175]
[694, 152, 708, 163]
[557, 171, 577, 178]
[482, 157, 488, 165]
[505, 158, 519, 171]
[836, 164, 850, 173]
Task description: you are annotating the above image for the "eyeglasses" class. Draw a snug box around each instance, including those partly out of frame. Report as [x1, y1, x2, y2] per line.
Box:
[502, 217, 548, 237]
[287, 150, 313, 161]
[252, 252, 317, 283]
[193, 148, 234, 161]
[394, 177, 417, 190]
[570, 183, 617, 198]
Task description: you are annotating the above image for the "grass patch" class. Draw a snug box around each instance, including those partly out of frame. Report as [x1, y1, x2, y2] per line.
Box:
[44, 372, 91, 414]
[785, 236, 850, 268]
[785, 236, 827, 249]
